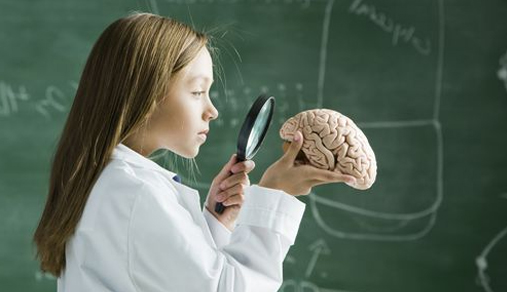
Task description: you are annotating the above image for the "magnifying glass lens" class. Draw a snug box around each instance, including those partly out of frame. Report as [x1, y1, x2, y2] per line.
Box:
[245, 99, 274, 159]
[245, 98, 273, 159]
[215, 95, 275, 214]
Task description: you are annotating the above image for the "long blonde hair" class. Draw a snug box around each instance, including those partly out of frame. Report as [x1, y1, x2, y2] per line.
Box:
[33, 12, 208, 276]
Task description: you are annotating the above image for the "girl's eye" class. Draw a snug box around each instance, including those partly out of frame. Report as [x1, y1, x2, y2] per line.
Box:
[192, 91, 205, 97]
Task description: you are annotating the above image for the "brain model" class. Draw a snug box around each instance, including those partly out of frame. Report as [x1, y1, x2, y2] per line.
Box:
[279, 109, 377, 190]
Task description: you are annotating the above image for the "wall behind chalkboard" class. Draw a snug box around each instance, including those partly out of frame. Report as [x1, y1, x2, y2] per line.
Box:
[1, 0, 507, 291]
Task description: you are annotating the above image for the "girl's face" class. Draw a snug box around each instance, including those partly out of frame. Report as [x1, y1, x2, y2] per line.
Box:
[146, 47, 218, 158]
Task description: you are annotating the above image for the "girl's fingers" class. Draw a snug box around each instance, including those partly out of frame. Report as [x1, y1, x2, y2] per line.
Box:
[220, 172, 249, 190]
[280, 131, 303, 166]
[214, 154, 238, 183]
[216, 184, 246, 202]
[230, 160, 255, 174]
[302, 166, 356, 184]
[309, 176, 354, 188]
[221, 193, 246, 207]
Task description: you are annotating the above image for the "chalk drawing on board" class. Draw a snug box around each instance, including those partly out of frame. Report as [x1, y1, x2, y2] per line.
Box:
[347, 0, 431, 56]
[498, 50, 507, 93]
[161, 0, 314, 8]
[0, 81, 76, 119]
[34, 271, 56, 281]
[280, 279, 361, 292]
[0, 81, 30, 118]
[310, 0, 445, 241]
[305, 239, 331, 278]
[285, 255, 296, 264]
[475, 225, 507, 292]
[149, 0, 160, 14]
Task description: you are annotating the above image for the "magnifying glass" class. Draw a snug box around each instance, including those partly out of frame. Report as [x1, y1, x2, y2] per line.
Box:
[215, 94, 276, 214]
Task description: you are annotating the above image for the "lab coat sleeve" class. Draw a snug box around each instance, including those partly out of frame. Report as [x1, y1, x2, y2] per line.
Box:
[203, 207, 232, 249]
[128, 183, 305, 292]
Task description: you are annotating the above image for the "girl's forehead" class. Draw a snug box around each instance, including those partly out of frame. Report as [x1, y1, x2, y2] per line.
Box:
[174, 48, 213, 83]
[186, 48, 213, 72]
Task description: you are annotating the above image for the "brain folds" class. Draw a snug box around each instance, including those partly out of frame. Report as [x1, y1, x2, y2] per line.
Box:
[279, 109, 377, 190]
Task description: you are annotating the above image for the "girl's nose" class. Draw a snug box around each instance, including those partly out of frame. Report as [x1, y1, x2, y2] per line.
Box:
[206, 101, 219, 121]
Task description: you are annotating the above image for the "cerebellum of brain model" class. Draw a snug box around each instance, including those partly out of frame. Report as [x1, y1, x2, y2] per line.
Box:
[279, 109, 377, 190]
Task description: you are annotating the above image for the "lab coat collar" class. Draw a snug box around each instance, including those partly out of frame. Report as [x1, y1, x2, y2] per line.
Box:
[111, 143, 216, 247]
[111, 143, 178, 178]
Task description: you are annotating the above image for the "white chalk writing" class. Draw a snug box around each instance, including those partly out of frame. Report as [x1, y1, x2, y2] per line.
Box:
[348, 0, 432, 56]
[0, 82, 30, 117]
[0, 81, 75, 120]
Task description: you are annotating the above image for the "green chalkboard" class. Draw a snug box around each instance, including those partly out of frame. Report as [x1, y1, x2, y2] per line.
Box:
[1, 0, 507, 291]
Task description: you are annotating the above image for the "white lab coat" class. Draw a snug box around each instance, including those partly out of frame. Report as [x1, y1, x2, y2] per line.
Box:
[57, 143, 305, 292]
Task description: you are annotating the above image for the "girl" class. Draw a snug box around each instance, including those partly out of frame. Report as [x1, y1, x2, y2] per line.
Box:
[33, 12, 355, 292]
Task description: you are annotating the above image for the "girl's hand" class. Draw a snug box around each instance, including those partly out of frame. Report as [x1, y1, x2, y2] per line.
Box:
[206, 154, 255, 231]
[259, 131, 356, 196]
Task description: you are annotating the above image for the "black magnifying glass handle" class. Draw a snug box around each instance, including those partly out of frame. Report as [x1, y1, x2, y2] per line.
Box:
[214, 155, 245, 214]
[214, 94, 275, 215]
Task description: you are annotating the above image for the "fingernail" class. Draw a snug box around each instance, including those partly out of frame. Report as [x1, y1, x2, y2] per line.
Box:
[293, 132, 300, 142]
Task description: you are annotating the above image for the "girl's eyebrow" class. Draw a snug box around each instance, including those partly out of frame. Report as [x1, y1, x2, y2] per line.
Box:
[189, 75, 214, 84]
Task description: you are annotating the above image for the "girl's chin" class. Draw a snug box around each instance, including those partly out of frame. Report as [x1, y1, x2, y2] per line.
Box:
[157, 145, 196, 159]
[180, 147, 199, 159]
